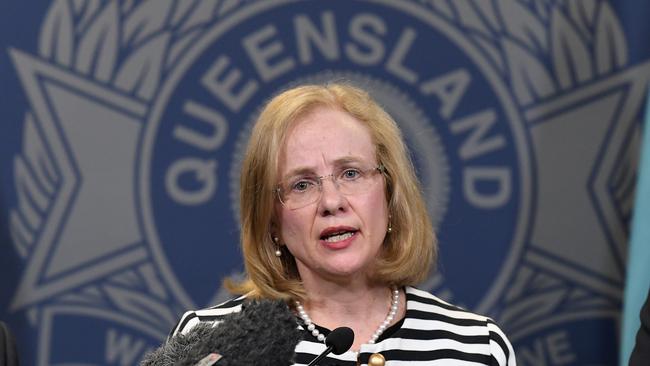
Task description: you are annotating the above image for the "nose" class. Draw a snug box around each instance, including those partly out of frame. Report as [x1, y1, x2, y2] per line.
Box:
[318, 176, 347, 215]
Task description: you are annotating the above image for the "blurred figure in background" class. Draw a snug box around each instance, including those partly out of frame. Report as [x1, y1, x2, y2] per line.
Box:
[0, 321, 19, 366]
[629, 288, 650, 365]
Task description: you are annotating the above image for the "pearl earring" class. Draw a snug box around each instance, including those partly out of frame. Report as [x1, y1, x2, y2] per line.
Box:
[387, 221, 392, 233]
[273, 236, 282, 257]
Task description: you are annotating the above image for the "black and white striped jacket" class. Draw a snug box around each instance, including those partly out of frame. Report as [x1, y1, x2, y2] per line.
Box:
[170, 286, 516, 365]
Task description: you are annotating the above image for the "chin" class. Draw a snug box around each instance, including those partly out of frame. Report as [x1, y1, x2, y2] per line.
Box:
[320, 259, 370, 278]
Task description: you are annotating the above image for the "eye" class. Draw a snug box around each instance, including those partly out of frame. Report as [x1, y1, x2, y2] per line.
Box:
[341, 168, 361, 180]
[291, 179, 316, 192]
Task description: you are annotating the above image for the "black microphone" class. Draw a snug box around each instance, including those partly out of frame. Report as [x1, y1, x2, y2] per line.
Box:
[140, 300, 302, 366]
[306, 326, 354, 366]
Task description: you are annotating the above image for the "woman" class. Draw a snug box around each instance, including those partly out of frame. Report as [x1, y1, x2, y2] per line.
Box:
[170, 83, 516, 365]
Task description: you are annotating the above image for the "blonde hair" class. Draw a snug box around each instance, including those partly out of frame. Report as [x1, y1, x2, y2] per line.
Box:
[227, 83, 436, 301]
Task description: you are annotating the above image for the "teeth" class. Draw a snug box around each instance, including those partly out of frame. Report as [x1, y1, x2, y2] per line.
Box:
[324, 232, 354, 242]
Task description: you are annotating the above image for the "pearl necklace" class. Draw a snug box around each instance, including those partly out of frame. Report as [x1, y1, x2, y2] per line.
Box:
[295, 287, 400, 346]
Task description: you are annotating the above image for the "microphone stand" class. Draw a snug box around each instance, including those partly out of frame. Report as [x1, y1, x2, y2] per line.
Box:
[307, 345, 335, 366]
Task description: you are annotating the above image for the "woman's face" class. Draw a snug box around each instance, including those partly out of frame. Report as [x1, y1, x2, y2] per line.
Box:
[276, 107, 389, 284]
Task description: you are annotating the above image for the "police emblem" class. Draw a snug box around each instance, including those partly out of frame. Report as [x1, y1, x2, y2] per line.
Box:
[4, 0, 650, 364]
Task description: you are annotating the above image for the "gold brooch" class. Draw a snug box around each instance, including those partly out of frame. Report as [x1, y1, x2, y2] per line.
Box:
[368, 353, 385, 366]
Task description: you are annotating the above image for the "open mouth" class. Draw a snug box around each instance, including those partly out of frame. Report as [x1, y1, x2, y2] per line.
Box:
[320, 230, 357, 243]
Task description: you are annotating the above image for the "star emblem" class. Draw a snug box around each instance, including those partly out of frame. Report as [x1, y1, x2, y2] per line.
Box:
[499, 61, 650, 337]
[525, 61, 650, 301]
[9, 49, 149, 310]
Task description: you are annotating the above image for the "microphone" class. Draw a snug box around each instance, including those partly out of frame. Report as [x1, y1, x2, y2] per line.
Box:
[306, 326, 354, 366]
[140, 300, 302, 366]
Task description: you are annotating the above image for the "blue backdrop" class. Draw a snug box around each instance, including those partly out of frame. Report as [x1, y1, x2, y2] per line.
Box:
[1, 1, 650, 365]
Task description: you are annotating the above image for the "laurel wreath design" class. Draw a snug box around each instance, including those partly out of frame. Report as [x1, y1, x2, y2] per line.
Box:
[9, 0, 632, 329]
[422, 0, 628, 105]
[36, 0, 249, 101]
[32, 0, 629, 105]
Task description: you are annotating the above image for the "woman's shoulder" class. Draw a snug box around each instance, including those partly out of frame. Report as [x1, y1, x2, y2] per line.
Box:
[405, 286, 489, 317]
[404, 285, 507, 332]
[168, 294, 248, 338]
[404, 286, 516, 365]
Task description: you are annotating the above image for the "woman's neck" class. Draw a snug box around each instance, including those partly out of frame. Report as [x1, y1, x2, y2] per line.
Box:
[298, 279, 405, 352]
[303, 275, 382, 303]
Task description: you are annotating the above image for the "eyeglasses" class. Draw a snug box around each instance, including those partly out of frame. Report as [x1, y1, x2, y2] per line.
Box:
[276, 164, 386, 209]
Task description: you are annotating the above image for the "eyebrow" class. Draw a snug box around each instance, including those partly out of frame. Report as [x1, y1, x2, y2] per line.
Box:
[282, 156, 369, 179]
